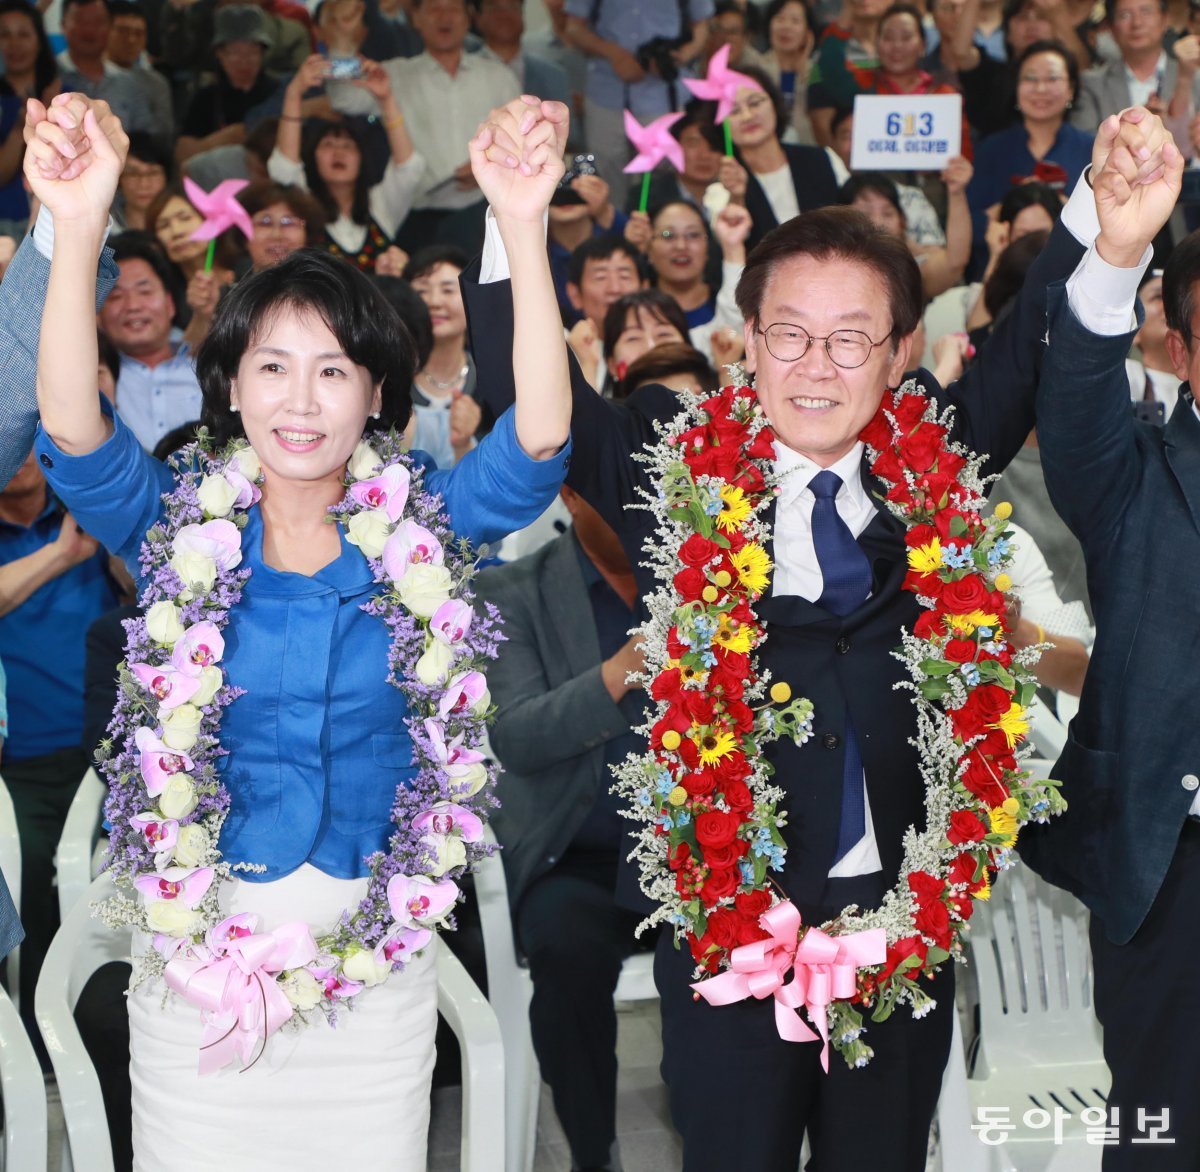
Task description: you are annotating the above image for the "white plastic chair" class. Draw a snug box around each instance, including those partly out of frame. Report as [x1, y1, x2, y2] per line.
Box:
[56, 768, 107, 922]
[0, 772, 22, 1014]
[0, 966, 47, 1172]
[963, 855, 1109, 1171]
[475, 826, 659, 1172]
[38, 872, 505, 1172]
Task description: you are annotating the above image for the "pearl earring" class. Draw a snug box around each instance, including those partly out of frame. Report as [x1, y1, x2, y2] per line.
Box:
[230, 404, 240, 413]
[370, 411, 381, 419]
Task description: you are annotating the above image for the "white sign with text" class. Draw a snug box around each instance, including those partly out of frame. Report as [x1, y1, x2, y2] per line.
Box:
[850, 94, 963, 171]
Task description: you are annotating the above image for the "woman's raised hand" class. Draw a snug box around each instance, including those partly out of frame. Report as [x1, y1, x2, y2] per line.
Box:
[469, 96, 569, 224]
[23, 94, 127, 227]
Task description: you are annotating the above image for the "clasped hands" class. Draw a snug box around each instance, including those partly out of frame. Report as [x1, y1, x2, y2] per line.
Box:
[468, 96, 570, 225]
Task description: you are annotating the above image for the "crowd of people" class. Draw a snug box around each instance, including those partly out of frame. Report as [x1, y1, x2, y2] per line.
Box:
[0, 0, 1197, 1169]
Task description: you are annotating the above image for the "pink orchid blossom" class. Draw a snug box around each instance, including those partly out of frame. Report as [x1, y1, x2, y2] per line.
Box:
[130, 662, 202, 709]
[134, 727, 195, 796]
[349, 464, 411, 522]
[172, 519, 243, 572]
[382, 519, 445, 582]
[374, 925, 432, 968]
[171, 622, 225, 673]
[423, 718, 485, 774]
[183, 176, 254, 242]
[623, 110, 686, 173]
[682, 44, 763, 123]
[207, 912, 258, 950]
[412, 802, 484, 843]
[134, 865, 214, 907]
[438, 670, 488, 720]
[430, 599, 474, 647]
[129, 813, 180, 853]
[386, 874, 459, 927]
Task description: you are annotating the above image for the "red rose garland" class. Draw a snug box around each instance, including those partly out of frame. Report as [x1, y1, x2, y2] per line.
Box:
[616, 379, 1066, 1069]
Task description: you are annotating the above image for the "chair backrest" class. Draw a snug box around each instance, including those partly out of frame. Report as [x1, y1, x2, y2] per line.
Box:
[56, 767, 107, 922]
[35, 872, 127, 1172]
[0, 978, 47, 1172]
[0, 772, 22, 1014]
[968, 858, 1102, 1076]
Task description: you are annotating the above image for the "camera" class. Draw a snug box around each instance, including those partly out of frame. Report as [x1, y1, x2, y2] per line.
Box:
[636, 36, 685, 84]
[551, 154, 598, 206]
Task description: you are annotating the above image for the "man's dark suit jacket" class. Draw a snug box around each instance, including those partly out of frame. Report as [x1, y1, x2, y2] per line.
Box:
[476, 532, 633, 911]
[1019, 285, 1196, 946]
[740, 143, 841, 252]
[464, 217, 1084, 913]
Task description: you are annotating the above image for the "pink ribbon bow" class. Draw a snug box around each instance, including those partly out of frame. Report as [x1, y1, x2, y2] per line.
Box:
[682, 44, 763, 124]
[183, 176, 255, 242]
[623, 110, 686, 174]
[691, 900, 886, 1070]
[164, 918, 318, 1074]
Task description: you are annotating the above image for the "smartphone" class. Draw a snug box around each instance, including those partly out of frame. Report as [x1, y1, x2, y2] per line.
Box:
[326, 55, 363, 80]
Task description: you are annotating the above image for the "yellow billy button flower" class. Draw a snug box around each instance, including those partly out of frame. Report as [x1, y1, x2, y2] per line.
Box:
[993, 501, 1013, 520]
[989, 702, 1029, 749]
[661, 730, 682, 751]
[701, 586, 720, 603]
[730, 543, 771, 594]
[769, 682, 792, 704]
[715, 484, 752, 533]
[697, 729, 737, 765]
[713, 570, 732, 588]
[994, 573, 1013, 592]
[667, 786, 688, 807]
[907, 537, 943, 575]
[1001, 796, 1020, 816]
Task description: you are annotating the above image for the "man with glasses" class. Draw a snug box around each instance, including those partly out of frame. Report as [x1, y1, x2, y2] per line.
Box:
[465, 99, 1174, 1168]
[1073, 0, 1199, 133]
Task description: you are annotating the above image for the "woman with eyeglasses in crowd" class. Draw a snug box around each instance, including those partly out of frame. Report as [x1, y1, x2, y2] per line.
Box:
[268, 53, 425, 271]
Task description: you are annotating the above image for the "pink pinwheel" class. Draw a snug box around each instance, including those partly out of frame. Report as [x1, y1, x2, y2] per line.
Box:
[682, 44, 763, 123]
[183, 176, 254, 242]
[130, 662, 201, 709]
[412, 802, 484, 843]
[386, 874, 459, 927]
[349, 464, 411, 522]
[134, 727, 194, 796]
[623, 110, 685, 174]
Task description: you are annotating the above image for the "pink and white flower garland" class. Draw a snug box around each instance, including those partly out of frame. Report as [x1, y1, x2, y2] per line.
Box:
[98, 433, 503, 1073]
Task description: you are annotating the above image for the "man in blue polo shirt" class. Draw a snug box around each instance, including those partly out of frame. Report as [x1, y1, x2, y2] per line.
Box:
[0, 449, 120, 1044]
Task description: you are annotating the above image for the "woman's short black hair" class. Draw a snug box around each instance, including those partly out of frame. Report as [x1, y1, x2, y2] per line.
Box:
[402, 245, 472, 284]
[839, 173, 904, 217]
[983, 228, 1049, 318]
[601, 288, 690, 359]
[997, 180, 1063, 226]
[197, 249, 417, 444]
[125, 131, 174, 179]
[374, 275, 435, 369]
[673, 98, 725, 155]
[879, 2, 927, 43]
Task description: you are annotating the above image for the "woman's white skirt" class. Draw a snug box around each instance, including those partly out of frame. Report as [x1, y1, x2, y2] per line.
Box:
[128, 864, 438, 1172]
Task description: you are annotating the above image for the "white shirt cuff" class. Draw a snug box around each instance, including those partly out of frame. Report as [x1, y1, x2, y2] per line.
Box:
[1065, 239, 1152, 336]
[32, 209, 114, 259]
[478, 206, 550, 284]
[1060, 166, 1100, 248]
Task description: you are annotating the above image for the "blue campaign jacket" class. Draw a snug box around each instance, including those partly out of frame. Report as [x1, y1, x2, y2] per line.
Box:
[1018, 283, 1199, 946]
[34, 411, 570, 880]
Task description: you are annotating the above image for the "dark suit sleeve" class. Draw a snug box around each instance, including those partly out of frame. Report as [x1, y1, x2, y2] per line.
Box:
[1035, 282, 1140, 551]
[0, 233, 119, 488]
[462, 259, 678, 534]
[943, 217, 1086, 479]
[476, 554, 631, 776]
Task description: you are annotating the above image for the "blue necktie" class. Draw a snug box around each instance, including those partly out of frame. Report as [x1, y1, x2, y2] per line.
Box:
[809, 470, 872, 864]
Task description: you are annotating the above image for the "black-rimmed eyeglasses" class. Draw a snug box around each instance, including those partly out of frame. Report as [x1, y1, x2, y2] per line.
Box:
[757, 323, 893, 369]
